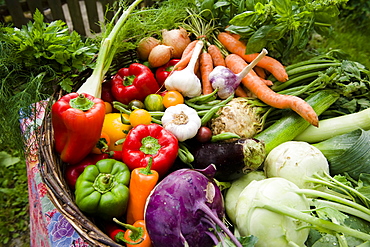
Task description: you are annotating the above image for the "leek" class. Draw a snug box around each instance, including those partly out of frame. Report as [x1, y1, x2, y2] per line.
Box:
[294, 108, 370, 143]
[77, 0, 143, 98]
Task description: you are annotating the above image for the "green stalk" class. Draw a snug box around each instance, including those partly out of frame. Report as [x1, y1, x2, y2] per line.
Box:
[316, 172, 370, 208]
[258, 201, 370, 242]
[77, 0, 143, 98]
[295, 189, 370, 216]
[272, 71, 321, 91]
[308, 198, 370, 222]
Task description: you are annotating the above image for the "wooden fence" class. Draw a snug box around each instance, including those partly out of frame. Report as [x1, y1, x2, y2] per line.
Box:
[0, 0, 153, 36]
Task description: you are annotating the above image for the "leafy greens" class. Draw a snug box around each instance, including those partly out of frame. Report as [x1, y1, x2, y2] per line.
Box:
[224, 0, 348, 62]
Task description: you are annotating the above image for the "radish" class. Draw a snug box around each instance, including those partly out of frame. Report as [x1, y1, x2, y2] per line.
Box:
[144, 165, 242, 247]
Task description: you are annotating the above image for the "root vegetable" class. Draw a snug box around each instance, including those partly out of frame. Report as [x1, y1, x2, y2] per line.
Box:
[218, 32, 289, 82]
[209, 49, 267, 99]
[225, 54, 319, 127]
[210, 97, 267, 139]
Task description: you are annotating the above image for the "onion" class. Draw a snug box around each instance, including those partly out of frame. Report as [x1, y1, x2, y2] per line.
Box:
[162, 27, 191, 58]
[137, 37, 161, 60]
[148, 45, 174, 68]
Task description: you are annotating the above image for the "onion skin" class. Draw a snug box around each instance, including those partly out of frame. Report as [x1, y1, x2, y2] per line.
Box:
[137, 37, 161, 60]
[162, 27, 191, 58]
[148, 45, 174, 68]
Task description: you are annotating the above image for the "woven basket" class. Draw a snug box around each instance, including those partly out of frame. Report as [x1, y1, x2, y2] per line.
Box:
[38, 51, 138, 247]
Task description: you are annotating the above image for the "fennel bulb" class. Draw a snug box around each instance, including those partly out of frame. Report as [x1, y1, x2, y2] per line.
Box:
[77, 0, 143, 98]
[263, 141, 329, 189]
[235, 177, 310, 247]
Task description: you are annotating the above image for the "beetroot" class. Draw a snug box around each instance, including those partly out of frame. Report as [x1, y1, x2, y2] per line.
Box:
[144, 165, 241, 247]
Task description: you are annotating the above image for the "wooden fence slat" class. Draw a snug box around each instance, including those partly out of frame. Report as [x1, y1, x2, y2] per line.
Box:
[85, 0, 100, 33]
[46, 0, 65, 21]
[66, 0, 86, 36]
[27, 0, 44, 16]
[4, 0, 29, 27]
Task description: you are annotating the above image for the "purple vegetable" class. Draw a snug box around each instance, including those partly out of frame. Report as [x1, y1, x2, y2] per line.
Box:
[144, 164, 242, 247]
[209, 48, 268, 99]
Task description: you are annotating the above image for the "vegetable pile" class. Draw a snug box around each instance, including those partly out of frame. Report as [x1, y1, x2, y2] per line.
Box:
[16, 0, 370, 246]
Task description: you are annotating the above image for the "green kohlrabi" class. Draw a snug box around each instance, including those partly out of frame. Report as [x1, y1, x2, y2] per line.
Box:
[234, 172, 370, 246]
[263, 141, 330, 190]
[235, 177, 311, 247]
[225, 171, 266, 226]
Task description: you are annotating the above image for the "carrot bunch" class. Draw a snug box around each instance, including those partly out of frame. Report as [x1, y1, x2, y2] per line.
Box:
[168, 30, 318, 127]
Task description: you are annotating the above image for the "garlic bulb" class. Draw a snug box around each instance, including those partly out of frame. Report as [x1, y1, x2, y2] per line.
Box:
[164, 40, 203, 98]
[161, 104, 201, 141]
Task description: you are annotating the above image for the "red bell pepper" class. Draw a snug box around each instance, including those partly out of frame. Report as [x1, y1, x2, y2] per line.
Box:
[64, 151, 122, 190]
[122, 123, 179, 177]
[155, 59, 180, 87]
[104, 220, 126, 243]
[101, 79, 116, 103]
[111, 63, 160, 105]
[51, 93, 105, 165]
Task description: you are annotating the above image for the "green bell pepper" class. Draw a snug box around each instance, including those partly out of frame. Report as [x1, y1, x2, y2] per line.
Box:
[75, 158, 130, 219]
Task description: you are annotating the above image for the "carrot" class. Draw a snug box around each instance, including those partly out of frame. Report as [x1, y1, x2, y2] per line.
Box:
[225, 54, 318, 127]
[218, 32, 289, 82]
[200, 51, 214, 95]
[172, 40, 198, 71]
[254, 66, 267, 79]
[207, 45, 226, 67]
[235, 86, 249, 97]
[261, 78, 273, 86]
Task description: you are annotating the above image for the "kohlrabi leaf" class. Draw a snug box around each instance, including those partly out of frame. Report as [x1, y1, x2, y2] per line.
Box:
[357, 173, 370, 203]
[306, 216, 370, 247]
[312, 200, 348, 224]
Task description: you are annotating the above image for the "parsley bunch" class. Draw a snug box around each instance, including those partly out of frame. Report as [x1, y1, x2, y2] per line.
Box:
[0, 10, 98, 151]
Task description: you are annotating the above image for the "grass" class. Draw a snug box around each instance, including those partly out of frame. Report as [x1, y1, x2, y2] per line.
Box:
[0, 149, 30, 246]
[312, 20, 370, 70]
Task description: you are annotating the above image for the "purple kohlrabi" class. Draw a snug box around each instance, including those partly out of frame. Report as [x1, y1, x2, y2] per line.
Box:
[144, 164, 242, 247]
